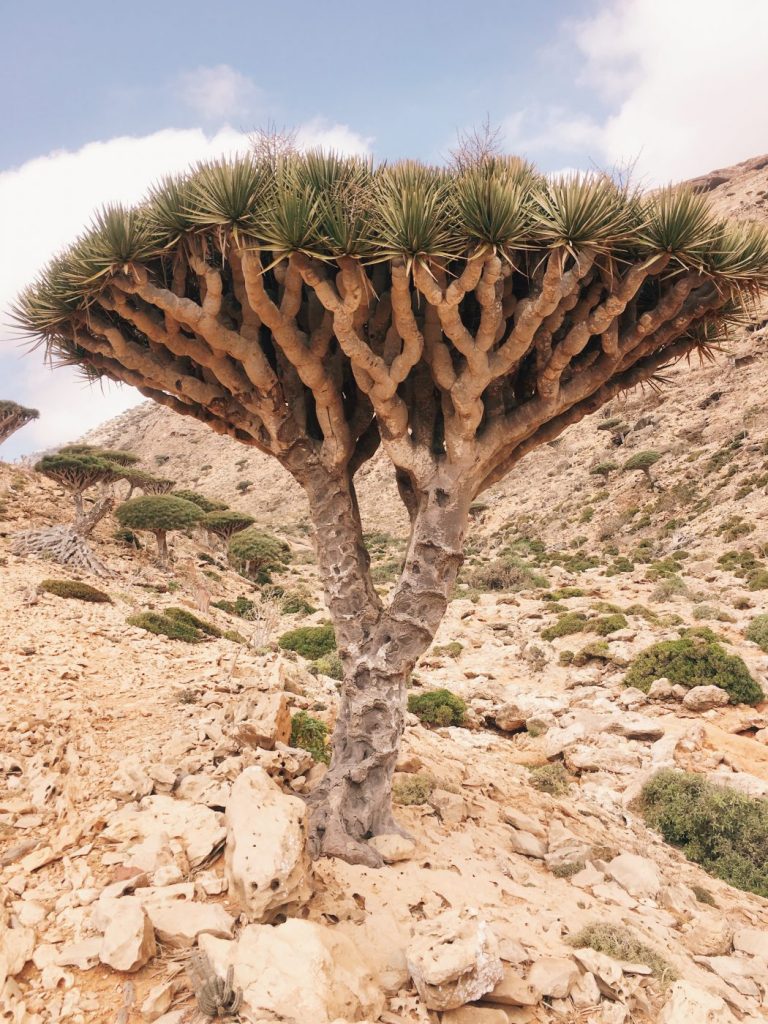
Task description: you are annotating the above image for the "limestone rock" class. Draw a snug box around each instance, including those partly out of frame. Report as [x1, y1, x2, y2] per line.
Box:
[146, 900, 235, 949]
[648, 678, 674, 700]
[368, 833, 416, 863]
[443, 1009, 509, 1024]
[103, 794, 225, 867]
[55, 937, 102, 970]
[508, 828, 547, 859]
[199, 919, 383, 1024]
[682, 685, 730, 711]
[608, 714, 665, 741]
[682, 914, 733, 956]
[527, 956, 580, 999]
[99, 901, 156, 972]
[406, 909, 503, 1010]
[233, 690, 291, 750]
[0, 918, 35, 984]
[659, 980, 738, 1023]
[606, 852, 661, 898]
[733, 927, 768, 959]
[502, 808, 546, 839]
[483, 967, 541, 1006]
[224, 766, 311, 922]
[430, 788, 467, 824]
[494, 703, 527, 732]
[140, 980, 177, 1021]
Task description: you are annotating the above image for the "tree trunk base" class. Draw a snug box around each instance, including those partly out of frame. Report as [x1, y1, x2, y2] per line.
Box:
[12, 525, 110, 576]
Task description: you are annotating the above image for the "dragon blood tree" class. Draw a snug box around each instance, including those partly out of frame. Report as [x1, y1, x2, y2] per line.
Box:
[15, 453, 126, 573]
[14, 151, 768, 864]
[0, 401, 39, 447]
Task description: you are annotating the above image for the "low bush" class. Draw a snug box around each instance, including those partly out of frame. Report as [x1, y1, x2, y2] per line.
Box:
[640, 769, 768, 898]
[431, 641, 464, 659]
[408, 688, 466, 727]
[281, 591, 316, 615]
[289, 711, 330, 764]
[529, 763, 570, 796]
[624, 629, 763, 705]
[541, 612, 588, 641]
[127, 606, 228, 643]
[592, 613, 628, 636]
[228, 528, 291, 582]
[746, 613, 768, 652]
[466, 557, 547, 592]
[211, 596, 255, 618]
[567, 923, 676, 984]
[311, 651, 344, 680]
[393, 773, 435, 805]
[278, 623, 336, 659]
[39, 578, 111, 603]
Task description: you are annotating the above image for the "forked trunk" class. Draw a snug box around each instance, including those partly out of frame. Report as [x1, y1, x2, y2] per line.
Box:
[301, 467, 469, 866]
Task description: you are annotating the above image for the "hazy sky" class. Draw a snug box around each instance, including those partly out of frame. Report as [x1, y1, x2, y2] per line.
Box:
[2, 0, 768, 457]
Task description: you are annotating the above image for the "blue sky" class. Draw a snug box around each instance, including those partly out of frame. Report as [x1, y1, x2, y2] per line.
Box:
[2, 0, 767, 457]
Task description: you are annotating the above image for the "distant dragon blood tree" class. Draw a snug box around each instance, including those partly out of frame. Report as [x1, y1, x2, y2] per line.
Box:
[0, 401, 38, 446]
[15, 150, 768, 865]
[15, 453, 126, 573]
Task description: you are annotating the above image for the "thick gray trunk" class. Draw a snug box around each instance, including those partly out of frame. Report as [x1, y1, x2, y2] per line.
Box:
[302, 469, 469, 866]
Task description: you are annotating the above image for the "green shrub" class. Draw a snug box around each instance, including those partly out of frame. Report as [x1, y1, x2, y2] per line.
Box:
[541, 587, 584, 601]
[432, 641, 464, 659]
[211, 596, 255, 618]
[408, 689, 466, 727]
[466, 557, 547, 592]
[171, 490, 228, 512]
[551, 860, 586, 878]
[39, 578, 111, 603]
[541, 612, 588, 641]
[113, 527, 141, 548]
[529, 763, 570, 796]
[127, 611, 205, 643]
[572, 640, 611, 665]
[590, 461, 618, 477]
[592, 613, 628, 635]
[746, 614, 768, 652]
[164, 606, 223, 637]
[624, 630, 763, 705]
[281, 591, 316, 615]
[640, 770, 768, 898]
[651, 576, 689, 602]
[567, 923, 676, 984]
[279, 623, 336, 659]
[289, 711, 330, 764]
[228, 528, 291, 581]
[311, 651, 344, 680]
[748, 568, 768, 591]
[624, 450, 662, 474]
[393, 773, 435, 805]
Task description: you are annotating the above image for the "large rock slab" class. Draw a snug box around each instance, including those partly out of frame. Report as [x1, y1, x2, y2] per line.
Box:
[682, 686, 730, 711]
[224, 766, 311, 922]
[103, 794, 225, 867]
[606, 852, 661, 899]
[146, 901, 235, 949]
[659, 980, 738, 1023]
[406, 909, 503, 1011]
[199, 919, 383, 1023]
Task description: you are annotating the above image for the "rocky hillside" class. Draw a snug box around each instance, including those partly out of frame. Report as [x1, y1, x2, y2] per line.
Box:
[2, 157, 768, 1024]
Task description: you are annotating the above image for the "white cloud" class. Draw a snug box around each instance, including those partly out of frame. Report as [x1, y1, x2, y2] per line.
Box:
[296, 118, 374, 156]
[0, 120, 373, 458]
[579, 0, 768, 183]
[507, 0, 768, 185]
[176, 65, 263, 122]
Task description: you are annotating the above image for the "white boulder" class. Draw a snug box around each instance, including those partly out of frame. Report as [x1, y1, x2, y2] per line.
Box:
[224, 766, 311, 922]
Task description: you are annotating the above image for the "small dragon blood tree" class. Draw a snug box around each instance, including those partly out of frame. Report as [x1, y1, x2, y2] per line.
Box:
[0, 401, 39, 447]
[14, 145, 768, 864]
[14, 452, 126, 574]
[200, 509, 255, 543]
[115, 493, 203, 562]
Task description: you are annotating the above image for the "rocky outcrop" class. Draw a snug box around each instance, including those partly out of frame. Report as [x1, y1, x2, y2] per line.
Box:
[406, 909, 503, 1011]
[224, 766, 312, 922]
